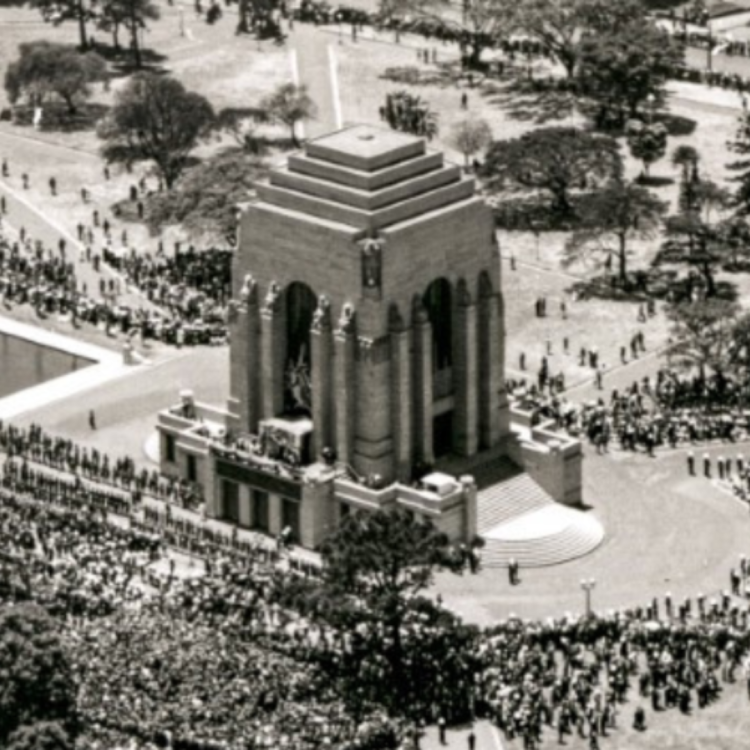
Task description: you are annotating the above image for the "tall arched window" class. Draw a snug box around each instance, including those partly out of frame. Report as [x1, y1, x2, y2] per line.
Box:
[423, 278, 453, 372]
[285, 282, 317, 414]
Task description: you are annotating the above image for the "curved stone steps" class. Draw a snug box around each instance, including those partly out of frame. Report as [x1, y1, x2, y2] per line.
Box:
[478, 506, 605, 568]
[477, 472, 555, 530]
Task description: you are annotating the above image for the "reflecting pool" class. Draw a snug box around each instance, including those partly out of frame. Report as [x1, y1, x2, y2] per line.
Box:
[0, 331, 94, 399]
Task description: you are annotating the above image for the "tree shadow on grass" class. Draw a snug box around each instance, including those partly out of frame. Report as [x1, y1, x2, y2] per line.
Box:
[11, 102, 110, 133]
[571, 267, 740, 304]
[480, 77, 578, 124]
[656, 111, 697, 137]
[96, 45, 169, 77]
[636, 175, 675, 188]
[567, 274, 651, 303]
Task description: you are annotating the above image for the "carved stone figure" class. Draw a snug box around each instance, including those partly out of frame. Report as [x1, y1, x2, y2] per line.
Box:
[311, 294, 332, 331]
[240, 274, 256, 305]
[338, 302, 356, 334]
[263, 281, 281, 313]
[361, 237, 382, 290]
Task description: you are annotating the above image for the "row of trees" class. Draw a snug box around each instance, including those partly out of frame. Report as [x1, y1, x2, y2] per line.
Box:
[97, 75, 315, 188]
[397, 0, 682, 128]
[30, 0, 286, 54]
[472, 102, 750, 291]
[32, 0, 160, 67]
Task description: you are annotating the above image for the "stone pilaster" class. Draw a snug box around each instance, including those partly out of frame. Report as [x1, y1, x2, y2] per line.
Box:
[454, 282, 478, 457]
[228, 274, 261, 434]
[390, 305, 413, 482]
[479, 289, 507, 448]
[334, 304, 357, 469]
[310, 295, 333, 459]
[260, 281, 285, 419]
[412, 299, 434, 467]
[460, 474, 478, 541]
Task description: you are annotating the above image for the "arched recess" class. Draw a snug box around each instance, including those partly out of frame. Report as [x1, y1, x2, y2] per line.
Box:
[284, 282, 317, 414]
[423, 278, 453, 373]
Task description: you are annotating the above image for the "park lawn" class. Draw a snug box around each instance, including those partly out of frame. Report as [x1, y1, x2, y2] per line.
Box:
[499, 258, 672, 387]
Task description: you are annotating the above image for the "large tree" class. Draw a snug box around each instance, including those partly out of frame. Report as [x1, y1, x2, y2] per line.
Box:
[318, 508, 467, 709]
[408, 0, 517, 69]
[4, 41, 106, 115]
[564, 179, 667, 283]
[448, 118, 493, 168]
[726, 103, 750, 215]
[98, 73, 215, 188]
[657, 159, 731, 298]
[260, 83, 316, 148]
[0, 604, 78, 746]
[577, 16, 683, 128]
[516, 0, 591, 78]
[97, 0, 160, 68]
[32, 0, 94, 50]
[145, 149, 267, 245]
[516, 0, 650, 78]
[626, 119, 668, 179]
[667, 299, 739, 384]
[481, 126, 622, 213]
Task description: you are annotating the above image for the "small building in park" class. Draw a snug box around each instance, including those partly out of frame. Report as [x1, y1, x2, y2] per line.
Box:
[157, 125, 594, 564]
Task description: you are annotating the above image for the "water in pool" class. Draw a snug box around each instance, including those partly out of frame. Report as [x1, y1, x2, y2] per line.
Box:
[0, 330, 94, 399]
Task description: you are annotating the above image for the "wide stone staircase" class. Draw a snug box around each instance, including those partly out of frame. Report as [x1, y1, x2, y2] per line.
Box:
[474, 459, 604, 568]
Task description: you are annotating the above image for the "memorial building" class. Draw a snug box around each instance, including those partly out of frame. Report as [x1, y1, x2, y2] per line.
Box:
[158, 125, 590, 559]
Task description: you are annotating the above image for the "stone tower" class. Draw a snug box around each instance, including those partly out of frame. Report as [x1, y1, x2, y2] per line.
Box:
[228, 124, 510, 484]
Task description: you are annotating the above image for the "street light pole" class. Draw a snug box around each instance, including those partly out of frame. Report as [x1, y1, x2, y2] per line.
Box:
[581, 578, 596, 617]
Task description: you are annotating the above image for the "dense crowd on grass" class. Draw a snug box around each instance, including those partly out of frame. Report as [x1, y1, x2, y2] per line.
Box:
[511, 367, 750, 457]
[0, 421, 202, 506]
[4, 430, 750, 750]
[0, 232, 229, 346]
[0, 470, 402, 750]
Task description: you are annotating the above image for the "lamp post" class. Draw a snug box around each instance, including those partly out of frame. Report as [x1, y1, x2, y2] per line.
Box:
[581, 578, 596, 617]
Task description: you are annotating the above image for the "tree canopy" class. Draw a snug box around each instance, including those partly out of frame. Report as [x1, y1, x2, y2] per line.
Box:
[448, 118, 493, 168]
[564, 179, 667, 283]
[481, 126, 622, 213]
[97, 72, 215, 188]
[145, 149, 267, 245]
[407, 0, 518, 68]
[97, 0, 160, 68]
[516, 0, 591, 78]
[4, 41, 106, 115]
[0, 604, 78, 746]
[727, 103, 750, 215]
[626, 119, 668, 178]
[667, 299, 740, 381]
[259, 83, 316, 148]
[577, 16, 683, 128]
[316, 508, 471, 715]
[31, 0, 94, 49]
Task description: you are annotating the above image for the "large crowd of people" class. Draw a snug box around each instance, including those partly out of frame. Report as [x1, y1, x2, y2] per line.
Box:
[0, 421, 201, 507]
[4, 428, 750, 750]
[510, 366, 750, 458]
[0, 464, 401, 750]
[0, 231, 229, 347]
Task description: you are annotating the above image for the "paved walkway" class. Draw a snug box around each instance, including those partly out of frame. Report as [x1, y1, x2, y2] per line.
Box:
[422, 721, 503, 750]
[290, 25, 342, 137]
